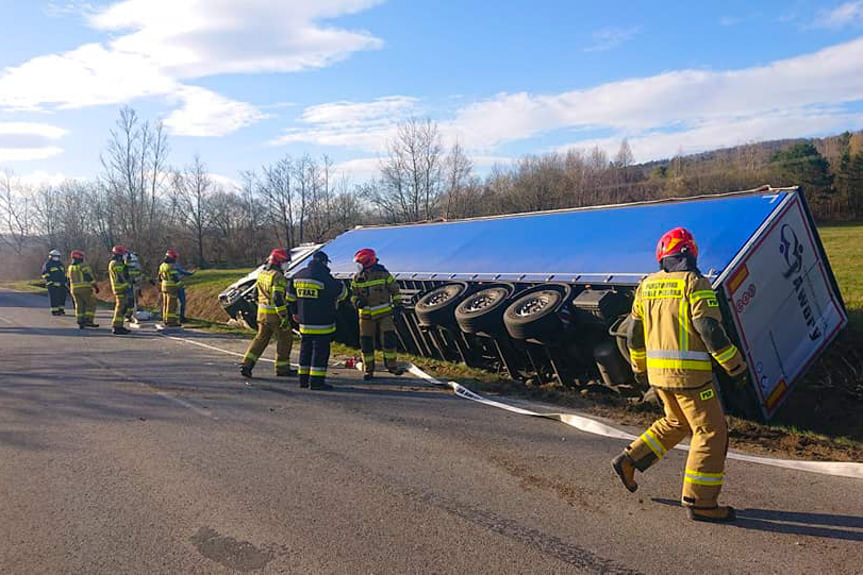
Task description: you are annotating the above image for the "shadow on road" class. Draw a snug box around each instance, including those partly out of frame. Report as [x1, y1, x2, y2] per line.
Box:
[652, 498, 863, 541]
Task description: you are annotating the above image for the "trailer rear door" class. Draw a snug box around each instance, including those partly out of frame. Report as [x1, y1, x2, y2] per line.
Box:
[720, 192, 847, 418]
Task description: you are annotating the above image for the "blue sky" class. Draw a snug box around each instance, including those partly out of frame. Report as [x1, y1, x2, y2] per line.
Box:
[2, 0, 863, 187]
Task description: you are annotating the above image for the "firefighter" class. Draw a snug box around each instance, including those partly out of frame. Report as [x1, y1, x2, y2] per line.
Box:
[175, 263, 195, 323]
[240, 248, 296, 379]
[351, 248, 404, 380]
[288, 251, 348, 390]
[41, 249, 68, 315]
[67, 250, 99, 329]
[124, 251, 154, 323]
[108, 245, 132, 335]
[612, 227, 748, 524]
[158, 249, 183, 327]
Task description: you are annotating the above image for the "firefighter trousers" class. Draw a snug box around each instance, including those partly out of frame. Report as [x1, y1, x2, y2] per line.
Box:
[47, 285, 67, 313]
[242, 315, 294, 375]
[625, 381, 728, 509]
[161, 289, 180, 327]
[112, 292, 129, 328]
[299, 334, 332, 387]
[71, 288, 97, 326]
[358, 315, 398, 375]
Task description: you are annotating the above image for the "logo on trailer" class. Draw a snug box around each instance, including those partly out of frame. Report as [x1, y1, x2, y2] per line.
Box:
[777, 224, 821, 341]
[779, 224, 803, 279]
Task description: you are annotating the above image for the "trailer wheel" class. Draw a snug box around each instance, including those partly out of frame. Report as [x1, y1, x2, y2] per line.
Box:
[415, 283, 468, 326]
[455, 285, 514, 334]
[503, 286, 568, 341]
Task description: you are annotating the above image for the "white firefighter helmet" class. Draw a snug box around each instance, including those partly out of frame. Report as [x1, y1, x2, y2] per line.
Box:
[48, 249, 61, 258]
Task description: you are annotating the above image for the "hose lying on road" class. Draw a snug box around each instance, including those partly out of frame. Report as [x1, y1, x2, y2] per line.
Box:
[156, 330, 863, 481]
[406, 364, 863, 481]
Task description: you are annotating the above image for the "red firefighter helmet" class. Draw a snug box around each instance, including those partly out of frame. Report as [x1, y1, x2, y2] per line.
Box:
[354, 248, 377, 269]
[111, 245, 126, 256]
[656, 227, 698, 262]
[268, 248, 289, 265]
[165, 249, 179, 260]
[70, 250, 84, 259]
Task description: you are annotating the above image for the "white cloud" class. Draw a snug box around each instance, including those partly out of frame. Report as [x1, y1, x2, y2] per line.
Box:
[584, 26, 641, 52]
[333, 157, 382, 180]
[164, 86, 268, 137]
[815, 1, 863, 28]
[0, 0, 385, 136]
[0, 147, 64, 163]
[271, 96, 418, 150]
[13, 171, 84, 188]
[558, 110, 863, 162]
[444, 36, 863, 152]
[0, 43, 178, 111]
[0, 122, 67, 163]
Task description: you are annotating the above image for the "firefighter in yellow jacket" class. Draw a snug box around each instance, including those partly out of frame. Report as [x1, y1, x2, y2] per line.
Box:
[351, 248, 404, 380]
[67, 250, 100, 329]
[158, 249, 183, 327]
[240, 248, 296, 379]
[108, 245, 131, 335]
[612, 227, 748, 523]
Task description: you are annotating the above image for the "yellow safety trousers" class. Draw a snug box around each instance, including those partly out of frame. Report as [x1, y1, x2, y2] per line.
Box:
[626, 381, 728, 508]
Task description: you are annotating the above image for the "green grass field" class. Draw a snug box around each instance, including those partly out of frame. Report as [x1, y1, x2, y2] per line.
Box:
[819, 223, 863, 331]
[183, 268, 253, 288]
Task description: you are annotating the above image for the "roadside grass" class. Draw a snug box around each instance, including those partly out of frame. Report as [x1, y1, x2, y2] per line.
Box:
[0, 279, 47, 293]
[819, 223, 863, 332]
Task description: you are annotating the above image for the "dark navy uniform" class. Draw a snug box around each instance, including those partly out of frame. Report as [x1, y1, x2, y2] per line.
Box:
[288, 253, 348, 389]
[41, 257, 67, 315]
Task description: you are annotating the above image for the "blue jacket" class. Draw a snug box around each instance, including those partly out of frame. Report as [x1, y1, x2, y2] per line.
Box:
[288, 260, 348, 335]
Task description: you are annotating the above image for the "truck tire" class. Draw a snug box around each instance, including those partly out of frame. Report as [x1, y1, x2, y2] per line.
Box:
[608, 314, 633, 363]
[503, 285, 571, 341]
[454, 284, 515, 335]
[415, 283, 468, 327]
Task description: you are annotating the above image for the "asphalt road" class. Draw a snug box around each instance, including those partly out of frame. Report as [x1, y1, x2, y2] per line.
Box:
[1, 289, 861, 574]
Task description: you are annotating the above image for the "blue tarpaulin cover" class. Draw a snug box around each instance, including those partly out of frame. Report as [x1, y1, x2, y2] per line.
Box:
[308, 192, 788, 285]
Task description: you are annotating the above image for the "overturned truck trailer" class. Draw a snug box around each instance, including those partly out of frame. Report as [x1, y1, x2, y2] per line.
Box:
[286, 186, 846, 420]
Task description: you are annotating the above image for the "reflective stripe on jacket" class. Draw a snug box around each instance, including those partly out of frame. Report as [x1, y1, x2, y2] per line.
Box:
[628, 270, 743, 389]
[288, 261, 348, 335]
[108, 260, 130, 294]
[68, 264, 96, 290]
[159, 262, 182, 291]
[256, 268, 288, 320]
[350, 264, 401, 319]
[41, 260, 66, 287]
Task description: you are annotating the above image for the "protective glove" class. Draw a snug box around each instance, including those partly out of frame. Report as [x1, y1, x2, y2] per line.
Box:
[729, 367, 750, 390]
[392, 305, 403, 318]
[634, 371, 649, 387]
[279, 316, 291, 331]
[93, 285, 100, 294]
[292, 314, 299, 324]
[149, 278, 157, 286]
[354, 297, 367, 309]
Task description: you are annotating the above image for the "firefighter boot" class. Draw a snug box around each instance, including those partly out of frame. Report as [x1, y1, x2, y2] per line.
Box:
[112, 326, 131, 335]
[611, 451, 639, 493]
[240, 364, 253, 379]
[688, 506, 736, 523]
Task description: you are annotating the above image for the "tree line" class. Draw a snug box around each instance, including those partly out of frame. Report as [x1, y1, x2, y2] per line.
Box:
[2, 106, 862, 281]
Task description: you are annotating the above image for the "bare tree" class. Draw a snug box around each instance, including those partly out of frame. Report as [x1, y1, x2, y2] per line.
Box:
[372, 118, 444, 222]
[259, 156, 295, 248]
[442, 142, 476, 219]
[172, 154, 212, 267]
[0, 170, 33, 255]
[99, 106, 169, 258]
